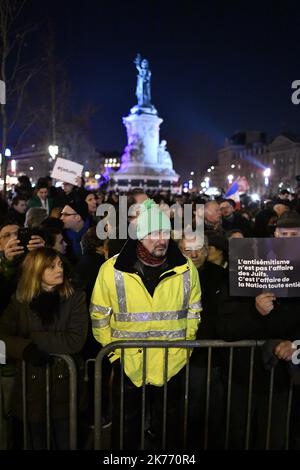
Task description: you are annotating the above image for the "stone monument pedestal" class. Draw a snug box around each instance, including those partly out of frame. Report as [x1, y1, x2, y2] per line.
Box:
[111, 54, 179, 192]
[113, 106, 179, 191]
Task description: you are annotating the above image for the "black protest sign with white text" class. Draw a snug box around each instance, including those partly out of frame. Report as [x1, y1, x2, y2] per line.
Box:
[229, 238, 300, 297]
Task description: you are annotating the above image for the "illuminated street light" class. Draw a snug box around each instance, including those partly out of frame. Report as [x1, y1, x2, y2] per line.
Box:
[211, 166, 214, 170]
[204, 176, 210, 188]
[263, 168, 270, 186]
[207, 168, 211, 173]
[231, 164, 235, 169]
[48, 145, 58, 159]
[85, 171, 90, 178]
[11, 159, 16, 173]
[95, 174, 100, 180]
[190, 171, 194, 176]
[4, 148, 11, 157]
[251, 193, 260, 202]
[227, 174, 234, 185]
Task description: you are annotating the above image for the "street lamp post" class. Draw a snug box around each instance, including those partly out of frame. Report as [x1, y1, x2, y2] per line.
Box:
[263, 168, 271, 187]
[0, 147, 12, 194]
[0, 80, 7, 196]
[48, 145, 59, 160]
[48, 145, 59, 175]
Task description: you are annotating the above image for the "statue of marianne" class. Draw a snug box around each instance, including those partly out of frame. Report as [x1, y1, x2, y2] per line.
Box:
[134, 53, 152, 107]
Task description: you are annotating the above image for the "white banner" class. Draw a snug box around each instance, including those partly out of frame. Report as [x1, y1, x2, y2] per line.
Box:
[51, 157, 83, 185]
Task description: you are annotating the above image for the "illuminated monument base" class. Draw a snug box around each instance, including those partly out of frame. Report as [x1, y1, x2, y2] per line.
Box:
[111, 55, 179, 192]
[112, 106, 179, 191]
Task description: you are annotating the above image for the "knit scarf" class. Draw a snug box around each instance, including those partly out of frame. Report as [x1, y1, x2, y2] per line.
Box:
[136, 241, 167, 266]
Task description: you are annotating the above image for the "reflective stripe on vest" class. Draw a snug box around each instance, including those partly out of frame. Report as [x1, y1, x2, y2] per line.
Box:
[114, 268, 190, 313]
[182, 270, 190, 310]
[111, 328, 187, 339]
[187, 312, 201, 320]
[114, 309, 187, 322]
[114, 269, 127, 312]
[90, 303, 112, 315]
[111, 267, 191, 338]
[189, 300, 202, 311]
[92, 317, 110, 328]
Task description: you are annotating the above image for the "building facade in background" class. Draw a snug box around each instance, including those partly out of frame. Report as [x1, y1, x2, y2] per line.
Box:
[213, 131, 300, 195]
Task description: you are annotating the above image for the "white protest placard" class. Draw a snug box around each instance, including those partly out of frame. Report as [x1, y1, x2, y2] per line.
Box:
[51, 157, 84, 185]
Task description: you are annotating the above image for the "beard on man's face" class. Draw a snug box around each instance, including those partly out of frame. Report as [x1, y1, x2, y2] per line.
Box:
[151, 243, 168, 257]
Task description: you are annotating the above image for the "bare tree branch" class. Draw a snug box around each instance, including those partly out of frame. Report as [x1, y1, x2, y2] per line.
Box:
[14, 113, 40, 148]
[0, 0, 42, 195]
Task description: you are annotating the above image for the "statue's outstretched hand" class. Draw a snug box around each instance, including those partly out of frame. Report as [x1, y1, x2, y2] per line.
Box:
[134, 53, 141, 66]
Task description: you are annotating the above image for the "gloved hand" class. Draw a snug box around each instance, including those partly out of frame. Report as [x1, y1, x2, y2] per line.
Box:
[261, 339, 282, 371]
[22, 343, 52, 367]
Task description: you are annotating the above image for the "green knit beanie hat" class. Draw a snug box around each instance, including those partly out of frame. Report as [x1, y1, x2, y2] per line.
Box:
[136, 199, 171, 240]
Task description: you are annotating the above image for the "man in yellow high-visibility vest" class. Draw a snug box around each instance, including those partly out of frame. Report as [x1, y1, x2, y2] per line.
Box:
[90, 199, 202, 448]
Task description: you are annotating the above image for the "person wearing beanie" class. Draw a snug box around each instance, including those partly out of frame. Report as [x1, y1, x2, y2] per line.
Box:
[90, 198, 201, 449]
[27, 178, 54, 215]
[275, 210, 300, 236]
[253, 209, 278, 237]
[61, 201, 90, 260]
[206, 231, 229, 268]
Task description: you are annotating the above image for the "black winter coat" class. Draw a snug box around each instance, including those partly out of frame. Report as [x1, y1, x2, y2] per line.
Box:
[216, 283, 300, 390]
[0, 290, 88, 422]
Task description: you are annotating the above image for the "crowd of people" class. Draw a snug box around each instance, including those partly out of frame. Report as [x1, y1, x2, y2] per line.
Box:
[1, 173, 300, 450]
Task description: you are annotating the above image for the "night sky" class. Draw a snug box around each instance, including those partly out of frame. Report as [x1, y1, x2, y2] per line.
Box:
[21, 0, 300, 179]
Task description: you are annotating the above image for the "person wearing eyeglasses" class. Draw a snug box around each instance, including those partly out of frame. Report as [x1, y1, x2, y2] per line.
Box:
[60, 201, 90, 260]
[219, 199, 253, 237]
[178, 231, 227, 449]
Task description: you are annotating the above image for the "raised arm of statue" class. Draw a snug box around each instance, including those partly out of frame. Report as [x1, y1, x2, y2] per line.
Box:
[134, 53, 142, 72]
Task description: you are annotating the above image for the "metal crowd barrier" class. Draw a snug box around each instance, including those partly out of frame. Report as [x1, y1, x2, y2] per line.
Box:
[0, 354, 78, 450]
[0, 341, 296, 450]
[22, 354, 78, 450]
[94, 340, 294, 451]
[0, 366, 4, 448]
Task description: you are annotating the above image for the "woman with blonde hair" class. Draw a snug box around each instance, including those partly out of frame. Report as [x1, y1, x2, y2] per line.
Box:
[0, 247, 88, 449]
